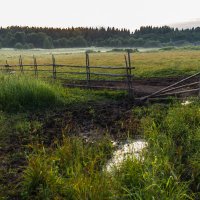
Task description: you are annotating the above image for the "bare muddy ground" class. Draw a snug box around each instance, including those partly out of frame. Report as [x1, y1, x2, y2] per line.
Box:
[64, 76, 200, 97]
[29, 99, 140, 144]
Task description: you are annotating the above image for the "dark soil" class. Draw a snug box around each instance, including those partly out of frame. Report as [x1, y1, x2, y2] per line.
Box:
[29, 99, 140, 145]
[63, 76, 200, 97]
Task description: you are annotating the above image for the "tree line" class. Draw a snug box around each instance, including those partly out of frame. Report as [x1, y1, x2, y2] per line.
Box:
[0, 26, 200, 49]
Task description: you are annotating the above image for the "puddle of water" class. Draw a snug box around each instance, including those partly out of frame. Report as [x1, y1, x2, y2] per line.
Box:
[181, 100, 192, 106]
[105, 139, 147, 172]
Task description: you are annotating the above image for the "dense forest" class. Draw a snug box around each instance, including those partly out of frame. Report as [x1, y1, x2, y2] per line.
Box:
[1, 26, 200, 49]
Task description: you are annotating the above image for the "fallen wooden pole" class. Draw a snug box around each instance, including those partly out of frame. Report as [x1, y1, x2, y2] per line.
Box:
[159, 81, 199, 94]
[155, 88, 200, 97]
[140, 72, 200, 101]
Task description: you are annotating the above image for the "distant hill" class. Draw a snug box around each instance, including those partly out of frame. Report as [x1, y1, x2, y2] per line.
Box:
[169, 19, 200, 29]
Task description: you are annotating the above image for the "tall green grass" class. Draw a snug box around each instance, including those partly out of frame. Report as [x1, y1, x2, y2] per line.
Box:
[113, 102, 200, 199]
[0, 74, 66, 111]
[21, 136, 113, 200]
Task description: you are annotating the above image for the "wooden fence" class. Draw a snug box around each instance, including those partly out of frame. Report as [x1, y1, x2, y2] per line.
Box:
[0, 52, 135, 97]
[2, 51, 200, 101]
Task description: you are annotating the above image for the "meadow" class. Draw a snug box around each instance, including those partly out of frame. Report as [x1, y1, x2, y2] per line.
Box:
[0, 49, 200, 199]
[1, 48, 200, 80]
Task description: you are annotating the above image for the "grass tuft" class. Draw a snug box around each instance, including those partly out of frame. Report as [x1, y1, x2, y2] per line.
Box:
[0, 74, 66, 111]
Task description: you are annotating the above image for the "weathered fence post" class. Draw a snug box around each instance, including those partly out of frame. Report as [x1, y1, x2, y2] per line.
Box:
[85, 52, 90, 87]
[52, 55, 56, 80]
[199, 75, 200, 97]
[5, 60, 9, 73]
[125, 51, 134, 97]
[124, 55, 131, 95]
[128, 51, 134, 97]
[33, 56, 38, 78]
[19, 55, 24, 73]
[127, 51, 132, 76]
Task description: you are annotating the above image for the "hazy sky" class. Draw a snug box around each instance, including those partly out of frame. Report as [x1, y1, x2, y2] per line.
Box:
[1, 0, 200, 30]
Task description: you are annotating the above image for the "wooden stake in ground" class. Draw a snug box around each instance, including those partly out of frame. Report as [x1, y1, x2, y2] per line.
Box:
[33, 56, 38, 78]
[199, 75, 200, 97]
[52, 55, 56, 80]
[5, 60, 9, 73]
[125, 51, 134, 98]
[85, 52, 90, 87]
[127, 51, 133, 97]
[19, 55, 24, 73]
[124, 55, 131, 95]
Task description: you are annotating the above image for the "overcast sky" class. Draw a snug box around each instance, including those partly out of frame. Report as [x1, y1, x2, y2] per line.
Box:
[1, 0, 200, 30]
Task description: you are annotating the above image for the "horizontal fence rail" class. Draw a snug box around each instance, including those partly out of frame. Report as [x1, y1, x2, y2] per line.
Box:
[0, 64, 135, 70]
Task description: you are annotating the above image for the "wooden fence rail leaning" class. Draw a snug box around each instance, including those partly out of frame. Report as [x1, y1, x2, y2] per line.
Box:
[0, 52, 135, 97]
[140, 71, 200, 101]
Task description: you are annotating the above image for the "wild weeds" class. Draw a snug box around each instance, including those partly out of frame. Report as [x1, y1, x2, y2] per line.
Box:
[111, 102, 200, 200]
[21, 102, 200, 199]
[22, 136, 113, 200]
[0, 74, 66, 111]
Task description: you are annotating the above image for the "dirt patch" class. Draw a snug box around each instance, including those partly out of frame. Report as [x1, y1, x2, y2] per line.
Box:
[28, 100, 140, 145]
[63, 76, 200, 97]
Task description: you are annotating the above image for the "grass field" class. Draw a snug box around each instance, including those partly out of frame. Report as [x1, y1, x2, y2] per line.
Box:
[0, 49, 200, 199]
[1, 49, 200, 80]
